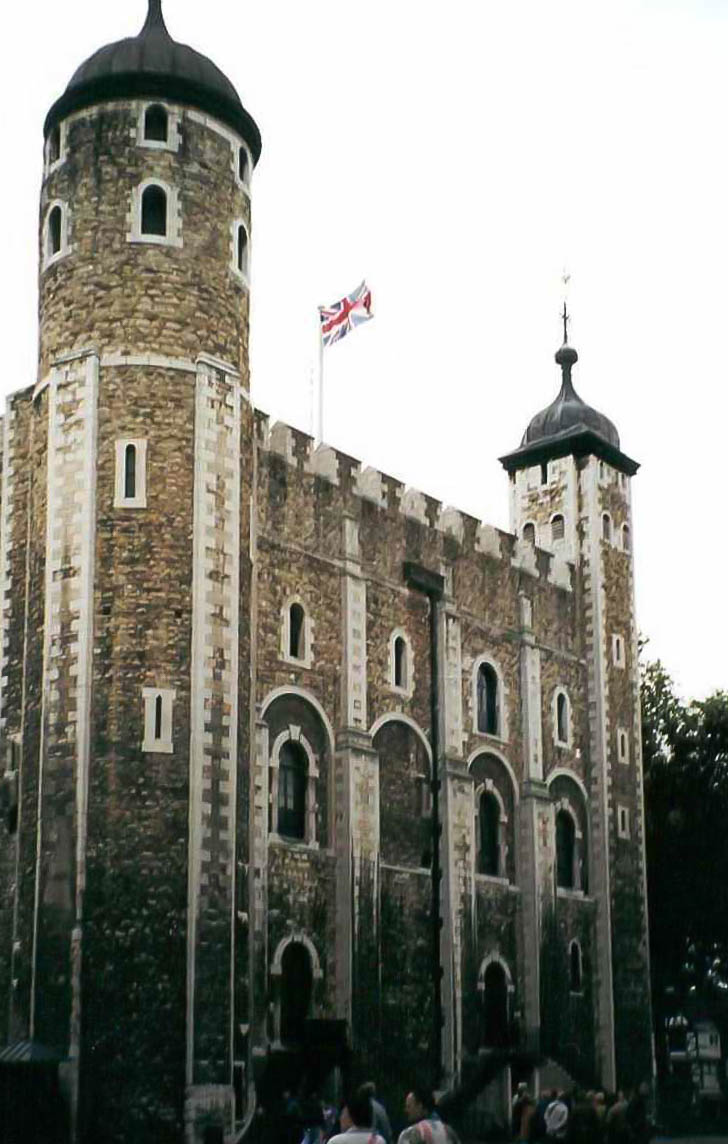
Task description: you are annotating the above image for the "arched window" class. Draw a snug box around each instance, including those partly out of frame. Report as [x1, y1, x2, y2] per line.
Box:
[141, 185, 167, 236]
[478, 791, 500, 876]
[602, 513, 612, 542]
[144, 104, 168, 142]
[280, 941, 313, 1043]
[622, 524, 631, 553]
[556, 809, 576, 890]
[277, 740, 307, 839]
[48, 125, 61, 165]
[124, 443, 137, 500]
[551, 514, 565, 543]
[482, 961, 509, 1047]
[569, 940, 582, 992]
[48, 206, 62, 256]
[477, 663, 499, 736]
[237, 224, 249, 276]
[394, 636, 407, 689]
[238, 146, 249, 183]
[556, 692, 569, 744]
[289, 603, 305, 659]
[522, 522, 536, 544]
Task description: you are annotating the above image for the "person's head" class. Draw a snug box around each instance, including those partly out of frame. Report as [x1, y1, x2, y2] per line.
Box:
[595, 1092, 605, 1107]
[405, 1086, 435, 1122]
[360, 1081, 376, 1099]
[342, 1090, 372, 1129]
[517, 1082, 527, 1096]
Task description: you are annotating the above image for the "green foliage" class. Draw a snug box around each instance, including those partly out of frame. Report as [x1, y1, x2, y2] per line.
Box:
[640, 652, 728, 1029]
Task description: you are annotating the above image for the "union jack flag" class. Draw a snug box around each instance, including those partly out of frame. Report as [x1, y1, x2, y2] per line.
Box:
[319, 280, 373, 348]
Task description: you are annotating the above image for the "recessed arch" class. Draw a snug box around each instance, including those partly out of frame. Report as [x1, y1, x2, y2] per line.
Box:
[260, 686, 335, 765]
[369, 712, 432, 763]
[270, 930, 323, 979]
[472, 654, 507, 739]
[467, 746, 519, 807]
[546, 766, 589, 805]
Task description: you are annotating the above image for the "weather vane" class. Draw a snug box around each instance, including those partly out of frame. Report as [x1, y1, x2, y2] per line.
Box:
[561, 268, 571, 344]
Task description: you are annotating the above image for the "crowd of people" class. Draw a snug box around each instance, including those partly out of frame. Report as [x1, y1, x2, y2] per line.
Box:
[511, 1082, 654, 1144]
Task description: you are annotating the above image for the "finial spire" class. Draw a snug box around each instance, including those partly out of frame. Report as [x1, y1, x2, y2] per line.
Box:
[143, 0, 167, 32]
[561, 300, 569, 346]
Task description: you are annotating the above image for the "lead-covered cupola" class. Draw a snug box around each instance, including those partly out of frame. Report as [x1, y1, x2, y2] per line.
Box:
[44, 0, 261, 163]
[500, 323, 639, 476]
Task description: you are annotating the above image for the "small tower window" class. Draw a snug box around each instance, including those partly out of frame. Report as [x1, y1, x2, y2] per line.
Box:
[478, 791, 500, 876]
[556, 808, 576, 889]
[289, 603, 305, 659]
[124, 444, 137, 500]
[394, 636, 407, 689]
[144, 104, 168, 142]
[556, 692, 569, 744]
[617, 804, 630, 839]
[602, 513, 612, 542]
[238, 146, 249, 184]
[142, 687, 175, 753]
[48, 206, 62, 256]
[622, 524, 631, 553]
[477, 663, 499, 736]
[522, 522, 535, 545]
[551, 514, 565, 543]
[617, 728, 629, 764]
[569, 941, 583, 992]
[141, 185, 167, 236]
[154, 694, 163, 740]
[277, 741, 308, 840]
[115, 439, 147, 508]
[540, 461, 549, 485]
[237, 224, 249, 276]
[48, 125, 61, 165]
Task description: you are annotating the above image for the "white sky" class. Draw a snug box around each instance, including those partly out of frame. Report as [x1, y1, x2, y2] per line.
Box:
[2, 0, 726, 701]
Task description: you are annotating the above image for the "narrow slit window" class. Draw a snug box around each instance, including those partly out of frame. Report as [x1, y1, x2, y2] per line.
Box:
[522, 522, 535, 544]
[394, 636, 407, 688]
[49, 125, 61, 165]
[237, 224, 249, 275]
[124, 444, 137, 500]
[477, 663, 499, 736]
[48, 206, 62, 256]
[144, 104, 168, 142]
[569, 941, 582, 991]
[622, 524, 631, 553]
[154, 695, 163, 741]
[556, 693, 568, 743]
[602, 514, 612, 542]
[289, 603, 305, 659]
[540, 461, 549, 485]
[238, 147, 249, 183]
[141, 185, 167, 236]
[551, 514, 565, 542]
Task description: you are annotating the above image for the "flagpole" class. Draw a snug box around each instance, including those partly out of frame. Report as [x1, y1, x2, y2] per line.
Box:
[317, 309, 324, 446]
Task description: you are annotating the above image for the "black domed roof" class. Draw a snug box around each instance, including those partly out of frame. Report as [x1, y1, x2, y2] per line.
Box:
[44, 0, 261, 163]
[521, 342, 620, 450]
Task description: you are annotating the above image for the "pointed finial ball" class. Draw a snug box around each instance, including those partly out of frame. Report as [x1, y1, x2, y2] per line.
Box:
[555, 343, 578, 368]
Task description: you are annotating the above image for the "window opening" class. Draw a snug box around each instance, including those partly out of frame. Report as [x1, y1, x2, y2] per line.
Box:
[551, 514, 565, 542]
[277, 740, 307, 839]
[482, 962, 509, 1047]
[124, 443, 137, 500]
[569, 941, 582, 991]
[556, 693, 568, 743]
[141, 185, 167, 236]
[522, 523, 535, 544]
[48, 206, 62, 256]
[237, 224, 248, 274]
[478, 792, 500, 876]
[49, 125, 61, 165]
[477, 663, 499, 735]
[238, 147, 249, 183]
[280, 941, 313, 1044]
[394, 636, 407, 688]
[289, 603, 305, 659]
[540, 461, 549, 485]
[602, 514, 611, 542]
[622, 524, 631, 553]
[556, 809, 576, 889]
[144, 104, 168, 142]
[154, 694, 163, 741]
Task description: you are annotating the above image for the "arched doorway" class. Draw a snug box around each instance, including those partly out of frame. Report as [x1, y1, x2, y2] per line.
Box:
[280, 941, 313, 1044]
[482, 961, 509, 1047]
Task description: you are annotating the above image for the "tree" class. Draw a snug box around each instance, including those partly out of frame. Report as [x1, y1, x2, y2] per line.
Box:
[641, 654, 728, 1073]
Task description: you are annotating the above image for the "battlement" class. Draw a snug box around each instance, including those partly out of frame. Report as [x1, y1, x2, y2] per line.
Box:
[254, 411, 573, 591]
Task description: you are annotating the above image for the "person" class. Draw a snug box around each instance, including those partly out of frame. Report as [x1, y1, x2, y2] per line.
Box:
[605, 1091, 630, 1144]
[511, 1083, 530, 1140]
[516, 1094, 535, 1144]
[327, 1089, 386, 1144]
[544, 1091, 569, 1141]
[567, 1090, 599, 1144]
[626, 1083, 652, 1144]
[360, 1082, 393, 1144]
[531, 1090, 553, 1142]
[396, 1087, 461, 1144]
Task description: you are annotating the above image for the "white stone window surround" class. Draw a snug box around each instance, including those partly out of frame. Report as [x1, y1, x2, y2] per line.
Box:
[617, 804, 630, 839]
[569, 939, 584, 994]
[230, 218, 251, 287]
[522, 520, 537, 544]
[42, 199, 72, 271]
[233, 140, 253, 194]
[601, 512, 613, 544]
[114, 438, 148, 508]
[135, 100, 182, 152]
[44, 120, 68, 178]
[472, 653, 509, 742]
[612, 633, 626, 669]
[553, 687, 572, 748]
[616, 726, 630, 764]
[280, 595, 314, 669]
[388, 627, 415, 698]
[553, 796, 585, 895]
[477, 951, 516, 998]
[142, 687, 175, 753]
[268, 726, 319, 848]
[127, 177, 183, 248]
[473, 778, 509, 882]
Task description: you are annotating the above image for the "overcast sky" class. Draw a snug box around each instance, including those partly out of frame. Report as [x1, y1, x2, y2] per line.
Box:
[2, 0, 726, 701]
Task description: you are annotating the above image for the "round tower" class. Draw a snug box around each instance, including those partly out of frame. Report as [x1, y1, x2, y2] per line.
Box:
[3, 5, 260, 1141]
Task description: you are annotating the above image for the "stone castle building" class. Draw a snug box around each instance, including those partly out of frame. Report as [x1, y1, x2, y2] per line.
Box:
[0, 2, 653, 1141]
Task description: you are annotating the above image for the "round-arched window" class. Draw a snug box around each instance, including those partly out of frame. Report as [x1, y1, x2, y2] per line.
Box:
[477, 663, 499, 736]
[478, 792, 500, 876]
[144, 104, 168, 143]
[48, 206, 62, 256]
[277, 740, 307, 839]
[556, 809, 576, 889]
[141, 185, 167, 236]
